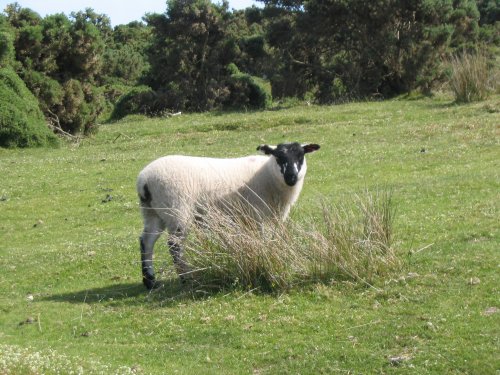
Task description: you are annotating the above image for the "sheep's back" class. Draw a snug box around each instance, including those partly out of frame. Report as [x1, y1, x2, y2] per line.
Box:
[138, 154, 269, 207]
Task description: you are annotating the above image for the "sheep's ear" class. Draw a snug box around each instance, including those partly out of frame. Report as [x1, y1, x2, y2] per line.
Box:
[302, 144, 320, 154]
[257, 145, 276, 155]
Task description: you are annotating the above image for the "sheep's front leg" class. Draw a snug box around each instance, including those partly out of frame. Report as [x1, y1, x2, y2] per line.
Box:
[168, 235, 190, 281]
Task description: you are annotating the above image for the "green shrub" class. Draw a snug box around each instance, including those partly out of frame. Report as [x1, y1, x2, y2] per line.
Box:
[96, 83, 136, 121]
[22, 69, 63, 112]
[58, 79, 86, 134]
[54, 79, 103, 135]
[101, 82, 135, 105]
[225, 64, 272, 110]
[0, 31, 14, 68]
[241, 35, 265, 59]
[20, 70, 103, 135]
[101, 45, 148, 85]
[111, 86, 154, 120]
[0, 68, 58, 148]
[449, 50, 495, 103]
[316, 76, 349, 104]
[111, 85, 179, 120]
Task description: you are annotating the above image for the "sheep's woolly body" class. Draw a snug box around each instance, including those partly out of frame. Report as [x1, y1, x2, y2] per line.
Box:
[137, 154, 306, 232]
[136, 142, 319, 289]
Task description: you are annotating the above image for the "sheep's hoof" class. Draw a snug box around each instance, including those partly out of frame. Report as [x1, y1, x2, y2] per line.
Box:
[143, 276, 159, 290]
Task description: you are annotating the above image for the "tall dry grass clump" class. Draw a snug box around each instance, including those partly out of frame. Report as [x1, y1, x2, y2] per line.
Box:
[449, 50, 495, 103]
[182, 191, 400, 292]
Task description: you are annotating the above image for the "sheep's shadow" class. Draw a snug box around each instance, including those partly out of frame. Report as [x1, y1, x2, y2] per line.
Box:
[44, 279, 220, 307]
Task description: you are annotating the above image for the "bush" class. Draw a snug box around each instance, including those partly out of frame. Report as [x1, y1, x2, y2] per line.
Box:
[111, 86, 154, 120]
[97, 83, 136, 121]
[21, 71, 103, 135]
[101, 45, 148, 85]
[51, 79, 103, 135]
[0, 68, 58, 148]
[111, 85, 184, 120]
[449, 50, 495, 103]
[225, 64, 272, 110]
[21, 70, 63, 112]
[0, 31, 14, 68]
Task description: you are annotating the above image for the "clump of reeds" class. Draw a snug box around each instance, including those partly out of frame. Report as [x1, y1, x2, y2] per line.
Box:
[449, 50, 495, 103]
[180, 190, 400, 292]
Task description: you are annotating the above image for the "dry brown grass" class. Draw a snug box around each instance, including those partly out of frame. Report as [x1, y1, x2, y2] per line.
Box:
[449, 50, 496, 103]
[182, 191, 401, 292]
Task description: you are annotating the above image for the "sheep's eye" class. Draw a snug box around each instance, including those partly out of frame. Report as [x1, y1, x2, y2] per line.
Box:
[277, 155, 287, 164]
[274, 157, 285, 171]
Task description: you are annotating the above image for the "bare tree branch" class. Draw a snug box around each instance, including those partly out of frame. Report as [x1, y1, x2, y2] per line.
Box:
[46, 109, 81, 142]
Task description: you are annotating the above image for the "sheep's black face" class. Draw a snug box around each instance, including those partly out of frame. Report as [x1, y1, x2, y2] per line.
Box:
[257, 142, 320, 187]
[273, 143, 304, 186]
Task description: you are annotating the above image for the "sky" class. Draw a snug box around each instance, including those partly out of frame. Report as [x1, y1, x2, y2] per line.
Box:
[0, 0, 262, 26]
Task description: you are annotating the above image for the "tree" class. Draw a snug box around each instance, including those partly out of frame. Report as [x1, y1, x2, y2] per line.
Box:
[476, 0, 499, 25]
[146, 0, 234, 111]
[100, 21, 151, 85]
[259, 0, 483, 100]
[64, 8, 109, 82]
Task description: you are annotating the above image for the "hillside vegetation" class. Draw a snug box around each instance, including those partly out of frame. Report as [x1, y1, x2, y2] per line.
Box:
[0, 68, 58, 148]
[0, 95, 498, 374]
[1, 0, 498, 147]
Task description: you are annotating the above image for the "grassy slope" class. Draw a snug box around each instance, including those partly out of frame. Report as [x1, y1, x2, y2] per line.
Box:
[0, 95, 498, 374]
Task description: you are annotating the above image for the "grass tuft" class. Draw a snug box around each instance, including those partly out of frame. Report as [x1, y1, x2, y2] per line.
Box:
[449, 50, 495, 103]
[181, 191, 400, 292]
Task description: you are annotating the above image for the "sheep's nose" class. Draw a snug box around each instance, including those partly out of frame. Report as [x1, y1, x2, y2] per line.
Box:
[284, 173, 298, 186]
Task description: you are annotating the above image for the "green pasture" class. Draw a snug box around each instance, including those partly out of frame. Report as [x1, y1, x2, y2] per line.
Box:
[0, 95, 498, 374]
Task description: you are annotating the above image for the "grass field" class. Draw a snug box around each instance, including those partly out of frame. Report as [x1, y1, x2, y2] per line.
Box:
[1, 95, 499, 374]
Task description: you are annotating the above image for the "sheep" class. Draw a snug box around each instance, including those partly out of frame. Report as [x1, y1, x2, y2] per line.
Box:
[136, 142, 320, 289]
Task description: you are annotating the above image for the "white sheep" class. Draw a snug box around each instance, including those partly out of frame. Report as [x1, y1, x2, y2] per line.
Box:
[136, 142, 320, 289]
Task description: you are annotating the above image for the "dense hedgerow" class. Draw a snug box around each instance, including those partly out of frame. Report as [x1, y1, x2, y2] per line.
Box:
[111, 67, 273, 119]
[0, 68, 58, 148]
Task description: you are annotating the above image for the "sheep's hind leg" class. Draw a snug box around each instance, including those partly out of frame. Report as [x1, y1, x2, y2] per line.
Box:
[140, 214, 164, 290]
